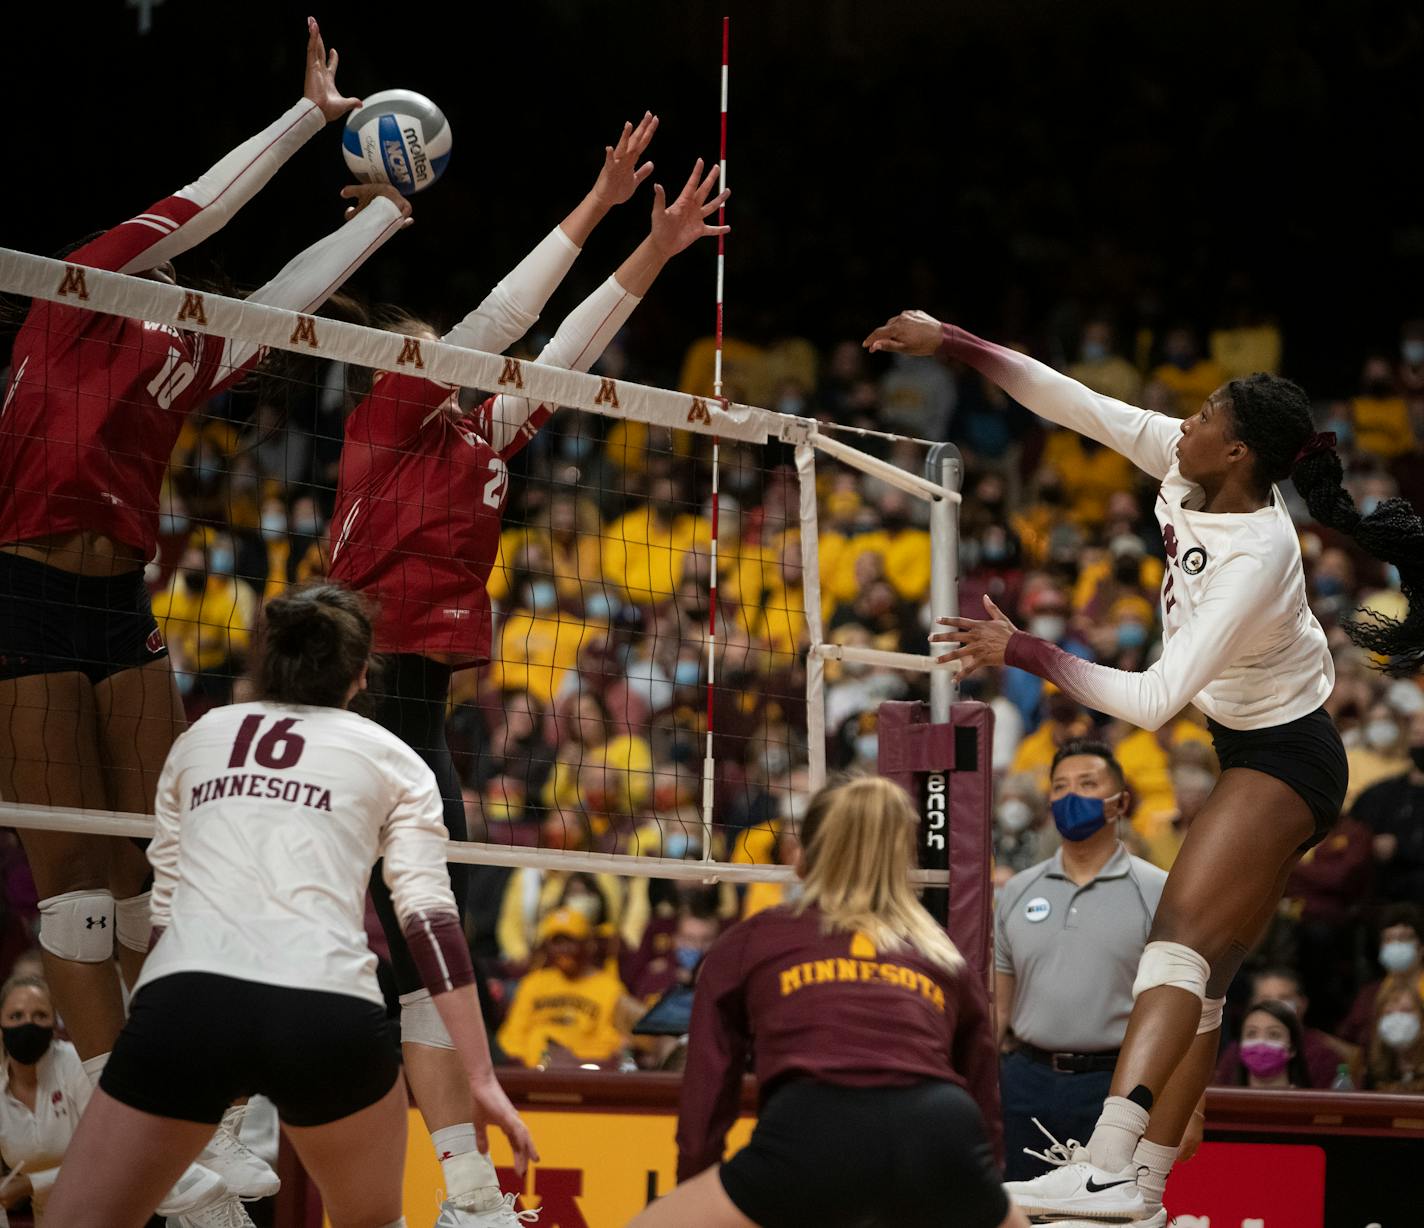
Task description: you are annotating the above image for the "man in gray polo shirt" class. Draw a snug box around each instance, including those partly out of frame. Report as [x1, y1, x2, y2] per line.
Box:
[995, 738, 1168, 1180]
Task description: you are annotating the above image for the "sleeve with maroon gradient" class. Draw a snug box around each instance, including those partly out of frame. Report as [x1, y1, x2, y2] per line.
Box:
[1004, 550, 1267, 730]
[950, 966, 1004, 1168]
[380, 745, 473, 996]
[938, 323, 1180, 481]
[66, 99, 325, 275]
[675, 921, 753, 1183]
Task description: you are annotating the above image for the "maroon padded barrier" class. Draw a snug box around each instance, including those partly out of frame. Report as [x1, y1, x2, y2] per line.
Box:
[877, 699, 994, 983]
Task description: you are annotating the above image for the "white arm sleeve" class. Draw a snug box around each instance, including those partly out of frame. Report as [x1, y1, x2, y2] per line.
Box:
[217, 196, 406, 380]
[118, 100, 326, 275]
[147, 741, 186, 930]
[486, 274, 642, 454]
[444, 225, 582, 353]
[379, 754, 460, 923]
[1005, 553, 1265, 730]
[940, 325, 1180, 481]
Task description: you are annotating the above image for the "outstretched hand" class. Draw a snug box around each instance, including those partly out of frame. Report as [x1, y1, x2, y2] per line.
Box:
[591, 112, 659, 208]
[340, 183, 413, 227]
[651, 159, 730, 258]
[863, 309, 945, 357]
[303, 16, 361, 122]
[928, 595, 1018, 675]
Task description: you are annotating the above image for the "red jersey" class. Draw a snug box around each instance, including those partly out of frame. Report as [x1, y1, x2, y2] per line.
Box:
[329, 372, 550, 665]
[675, 903, 1002, 1182]
[0, 100, 401, 557]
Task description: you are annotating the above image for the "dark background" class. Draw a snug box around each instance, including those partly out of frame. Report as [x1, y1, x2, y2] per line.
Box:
[5, 0, 1424, 393]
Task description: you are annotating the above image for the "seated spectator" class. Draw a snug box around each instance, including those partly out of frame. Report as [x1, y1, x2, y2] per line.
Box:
[601, 476, 700, 607]
[1138, 762, 1216, 870]
[1352, 711, 1424, 905]
[1345, 701, 1409, 810]
[1001, 589, 1093, 731]
[1350, 354, 1414, 460]
[1009, 692, 1093, 793]
[1038, 430, 1134, 527]
[1365, 985, 1424, 1092]
[1214, 968, 1354, 1088]
[877, 351, 956, 439]
[0, 975, 90, 1222]
[1065, 318, 1142, 405]
[495, 869, 623, 970]
[1218, 1000, 1313, 1091]
[992, 772, 1056, 882]
[1341, 905, 1424, 1048]
[1149, 325, 1227, 417]
[496, 908, 632, 1069]
[628, 902, 720, 1004]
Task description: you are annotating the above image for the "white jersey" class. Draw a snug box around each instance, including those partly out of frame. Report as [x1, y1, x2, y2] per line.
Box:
[942, 327, 1333, 731]
[139, 702, 456, 1006]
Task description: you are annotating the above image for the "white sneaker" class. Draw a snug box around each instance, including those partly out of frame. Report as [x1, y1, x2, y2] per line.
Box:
[197, 1106, 280, 1199]
[155, 1163, 227, 1216]
[167, 1195, 256, 1228]
[1003, 1119, 1146, 1220]
[435, 1192, 540, 1226]
[1034, 1212, 1169, 1228]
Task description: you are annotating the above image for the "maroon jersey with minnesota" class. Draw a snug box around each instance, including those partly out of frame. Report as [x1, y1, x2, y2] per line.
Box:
[676, 903, 1002, 1181]
[329, 371, 549, 665]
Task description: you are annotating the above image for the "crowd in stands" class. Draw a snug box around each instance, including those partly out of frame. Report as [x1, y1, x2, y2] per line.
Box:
[3, 303, 1424, 1094]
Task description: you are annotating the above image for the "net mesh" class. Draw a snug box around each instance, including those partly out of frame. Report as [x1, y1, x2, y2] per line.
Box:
[0, 249, 953, 887]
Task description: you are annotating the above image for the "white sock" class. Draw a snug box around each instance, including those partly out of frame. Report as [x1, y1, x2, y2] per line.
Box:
[1087, 1095, 1151, 1173]
[1132, 1138, 1177, 1213]
[432, 1124, 501, 1212]
[81, 1052, 110, 1088]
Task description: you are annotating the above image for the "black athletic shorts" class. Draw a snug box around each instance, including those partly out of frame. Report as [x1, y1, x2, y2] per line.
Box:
[0, 550, 167, 684]
[101, 972, 401, 1127]
[1208, 706, 1347, 850]
[719, 1078, 1008, 1228]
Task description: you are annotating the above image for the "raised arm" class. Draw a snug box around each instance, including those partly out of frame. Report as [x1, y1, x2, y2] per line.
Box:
[481, 157, 731, 457]
[864, 311, 1180, 481]
[444, 114, 659, 354]
[68, 18, 359, 277]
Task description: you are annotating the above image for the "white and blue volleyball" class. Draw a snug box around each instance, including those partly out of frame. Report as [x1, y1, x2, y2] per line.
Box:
[342, 89, 451, 196]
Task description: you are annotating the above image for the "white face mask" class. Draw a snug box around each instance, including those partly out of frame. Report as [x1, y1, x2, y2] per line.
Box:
[1379, 1010, 1422, 1051]
[1365, 719, 1400, 751]
[1029, 615, 1067, 643]
[1380, 940, 1419, 974]
[997, 798, 1034, 834]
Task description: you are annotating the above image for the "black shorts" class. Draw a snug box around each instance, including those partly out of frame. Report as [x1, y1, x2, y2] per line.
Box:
[101, 972, 401, 1127]
[1208, 706, 1347, 850]
[0, 550, 167, 684]
[719, 1079, 1008, 1228]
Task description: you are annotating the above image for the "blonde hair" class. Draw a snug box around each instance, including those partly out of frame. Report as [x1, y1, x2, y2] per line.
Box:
[793, 775, 964, 975]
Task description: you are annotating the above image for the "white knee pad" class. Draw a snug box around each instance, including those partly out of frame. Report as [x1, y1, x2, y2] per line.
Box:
[1198, 995, 1226, 1035]
[1132, 940, 1210, 1002]
[399, 988, 455, 1050]
[115, 891, 152, 953]
[39, 890, 116, 962]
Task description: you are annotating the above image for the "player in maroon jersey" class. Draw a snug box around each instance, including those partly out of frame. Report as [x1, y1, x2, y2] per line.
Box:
[327, 134, 728, 1224]
[629, 775, 1024, 1228]
[0, 17, 411, 1219]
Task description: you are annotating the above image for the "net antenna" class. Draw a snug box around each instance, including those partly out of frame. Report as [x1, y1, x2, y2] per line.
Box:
[699, 14, 731, 872]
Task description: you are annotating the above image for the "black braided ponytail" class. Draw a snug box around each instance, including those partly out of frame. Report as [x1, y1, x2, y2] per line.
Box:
[1224, 372, 1424, 675]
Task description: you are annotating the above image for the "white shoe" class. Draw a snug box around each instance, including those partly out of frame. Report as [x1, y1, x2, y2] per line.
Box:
[167, 1195, 256, 1228]
[1003, 1120, 1146, 1220]
[435, 1191, 540, 1225]
[1033, 1212, 1168, 1228]
[156, 1163, 227, 1216]
[197, 1106, 280, 1199]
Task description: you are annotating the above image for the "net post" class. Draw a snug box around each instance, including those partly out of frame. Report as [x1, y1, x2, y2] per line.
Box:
[926, 442, 963, 722]
[795, 441, 827, 789]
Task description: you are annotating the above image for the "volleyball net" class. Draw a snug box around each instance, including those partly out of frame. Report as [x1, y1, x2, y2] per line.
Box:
[0, 247, 966, 894]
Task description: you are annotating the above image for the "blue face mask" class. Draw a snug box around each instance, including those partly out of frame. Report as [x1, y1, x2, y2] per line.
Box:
[527, 581, 558, 613]
[207, 547, 235, 576]
[1081, 340, 1109, 363]
[1050, 791, 1120, 842]
[674, 944, 704, 972]
[664, 832, 694, 859]
[1116, 622, 1149, 650]
[674, 659, 701, 688]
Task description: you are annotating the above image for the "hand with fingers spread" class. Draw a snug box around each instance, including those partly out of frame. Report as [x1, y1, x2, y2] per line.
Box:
[591, 112, 659, 208]
[651, 159, 731, 259]
[929, 595, 1019, 675]
[303, 16, 362, 122]
[340, 183, 413, 227]
[863, 309, 945, 358]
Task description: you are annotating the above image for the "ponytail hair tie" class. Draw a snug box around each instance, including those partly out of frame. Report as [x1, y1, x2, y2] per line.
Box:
[1293, 431, 1337, 467]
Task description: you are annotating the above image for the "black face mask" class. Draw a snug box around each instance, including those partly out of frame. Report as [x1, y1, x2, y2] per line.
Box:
[1411, 747, 1424, 773]
[182, 571, 206, 594]
[2, 1022, 53, 1065]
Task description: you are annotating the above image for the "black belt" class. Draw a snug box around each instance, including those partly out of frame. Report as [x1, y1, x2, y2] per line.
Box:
[1016, 1043, 1120, 1074]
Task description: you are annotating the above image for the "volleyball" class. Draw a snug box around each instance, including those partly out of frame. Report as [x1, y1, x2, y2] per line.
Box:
[342, 88, 451, 195]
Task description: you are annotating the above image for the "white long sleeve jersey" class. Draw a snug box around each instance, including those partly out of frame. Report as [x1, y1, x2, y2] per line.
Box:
[942, 326, 1333, 731]
[138, 702, 458, 1006]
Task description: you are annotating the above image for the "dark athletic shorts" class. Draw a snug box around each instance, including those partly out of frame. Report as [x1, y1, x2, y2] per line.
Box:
[718, 1078, 1008, 1228]
[1208, 706, 1347, 850]
[101, 972, 401, 1127]
[0, 550, 166, 684]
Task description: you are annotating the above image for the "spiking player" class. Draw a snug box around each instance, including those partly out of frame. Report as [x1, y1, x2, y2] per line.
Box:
[860, 308, 1410, 1226]
[43, 585, 533, 1228]
[327, 126, 728, 1225]
[0, 17, 410, 1222]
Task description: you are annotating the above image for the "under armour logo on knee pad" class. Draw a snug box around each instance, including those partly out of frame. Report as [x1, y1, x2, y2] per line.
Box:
[85, 916, 107, 929]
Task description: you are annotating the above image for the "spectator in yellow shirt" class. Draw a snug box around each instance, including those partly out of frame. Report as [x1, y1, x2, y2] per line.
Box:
[1066, 319, 1142, 405]
[1351, 356, 1415, 460]
[1038, 430, 1135, 527]
[488, 578, 603, 706]
[1150, 326, 1228, 417]
[601, 476, 702, 607]
[151, 530, 257, 704]
[497, 908, 632, 1068]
